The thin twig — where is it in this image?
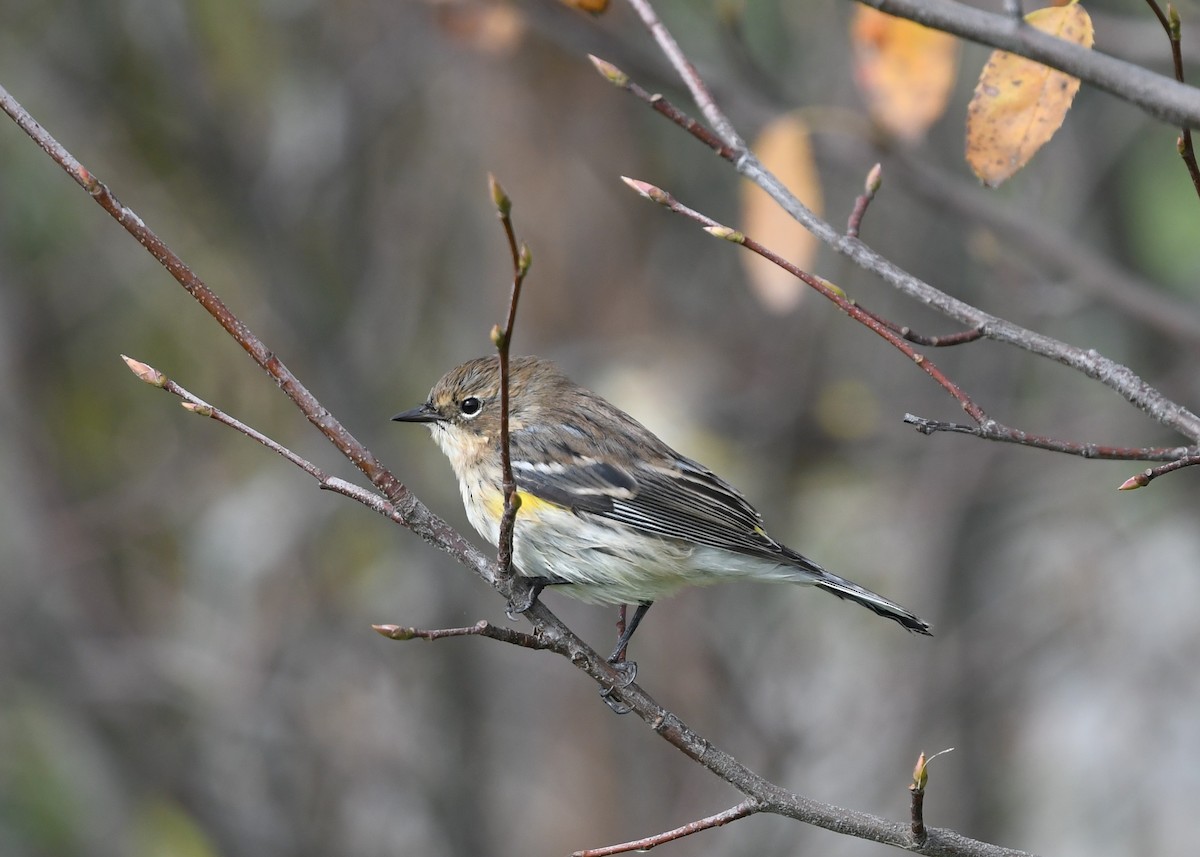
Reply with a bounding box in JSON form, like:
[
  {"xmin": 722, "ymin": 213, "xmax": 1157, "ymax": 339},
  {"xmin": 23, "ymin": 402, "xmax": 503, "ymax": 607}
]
[
  {"xmin": 888, "ymin": 151, "xmax": 1200, "ymax": 342},
  {"xmin": 372, "ymin": 620, "xmax": 552, "ymax": 650},
  {"xmin": 0, "ymin": 84, "xmax": 430, "ymax": 521},
  {"xmin": 903, "ymin": 414, "xmax": 1197, "ymax": 461},
  {"xmin": 588, "ymin": 56, "xmax": 738, "ymax": 160},
  {"xmin": 573, "ymin": 801, "xmax": 760, "ymax": 856},
  {"xmin": 896, "ymin": 325, "xmax": 986, "ymax": 347},
  {"xmin": 623, "ymin": 179, "xmax": 987, "ymax": 421},
  {"xmin": 488, "ymin": 174, "xmax": 531, "ymax": 581},
  {"xmin": 2, "ymin": 82, "xmax": 1045, "ymax": 856},
  {"xmin": 597, "ymin": 14, "xmax": 1200, "ymax": 450},
  {"xmin": 909, "ymin": 749, "xmax": 954, "ymax": 848},
  {"xmin": 120, "ymin": 356, "xmax": 407, "ymax": 517},
  {"xmin": 910, "ymin": 755, "xmax": 929, "ymax": 845},
  {"xmin": 911, "ymin": 786, "xmax": 927, "ymax": 845},
  {"xmin": 846, "ymin": 163, "xmax": 882, "ymax": 239},
  {"xmin": 1144, "ymin": 0, "xmax": 1200, "ymax": 199},
  {"xmin": 1118, "ymin": 453, "xmax": 1200, "ymax": 490},
  {"xmin": 626, "ymin": 177, "xmax": 1200, "ymax": 464},
  {"xmin": 594, "ymin": 54, "xmax": 1200, "ymax": 343}
]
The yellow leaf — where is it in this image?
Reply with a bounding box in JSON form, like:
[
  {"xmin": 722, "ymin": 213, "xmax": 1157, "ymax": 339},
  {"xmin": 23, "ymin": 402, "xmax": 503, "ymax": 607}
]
[
  {"xmin": 851, "ymin": 7, "xmax": 960, "ymax": 143},
  {"xmin": 740, "ymin": 113, "xmax": 823, "ymax": 314},
  {"xmin": 965, "ymin": 1, "xmax": 1094, "ymax": 187}
]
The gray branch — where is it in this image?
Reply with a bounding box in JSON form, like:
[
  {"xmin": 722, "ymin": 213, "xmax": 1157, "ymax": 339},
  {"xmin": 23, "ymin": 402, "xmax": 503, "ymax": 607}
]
[{"xmin": 857, "ymin": 0, "xmax": 1200, "ymax": 129}]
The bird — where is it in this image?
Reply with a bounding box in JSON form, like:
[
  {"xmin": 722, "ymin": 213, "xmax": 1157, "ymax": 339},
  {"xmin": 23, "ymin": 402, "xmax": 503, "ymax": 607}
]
[{"xmin": 393, "ymin": 355, "xmax": 931, "ymax": 666}]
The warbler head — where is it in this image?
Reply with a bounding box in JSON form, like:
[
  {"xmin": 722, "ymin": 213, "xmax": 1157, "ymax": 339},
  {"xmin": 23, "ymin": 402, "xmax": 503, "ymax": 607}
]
[{"xmin": 392, "ymin": 355, "xmax": 572, "ymax": 443}]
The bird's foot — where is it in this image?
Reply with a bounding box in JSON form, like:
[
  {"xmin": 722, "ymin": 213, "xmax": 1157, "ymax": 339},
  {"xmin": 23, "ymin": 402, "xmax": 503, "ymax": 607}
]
[
  {"xmin": 598, "ymin": 686, "xmax": 633, "ymax": 715},
  {"xmin": 597, "ymin": 658, "xmax": 638, "ymax": 714},
  {"xmin": 607, "ymin": 657, "xmax": 638, "ymax": 687}
]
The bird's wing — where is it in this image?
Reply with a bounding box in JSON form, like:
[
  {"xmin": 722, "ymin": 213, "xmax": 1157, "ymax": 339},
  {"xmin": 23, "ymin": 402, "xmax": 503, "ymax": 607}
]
[
  {"xmin": 512, "ymin": 457, "xmax": 634, "ymax": 514},
  {"xmin": 513, "ymin": 453, "xmax": 790, "ymax": 561}
]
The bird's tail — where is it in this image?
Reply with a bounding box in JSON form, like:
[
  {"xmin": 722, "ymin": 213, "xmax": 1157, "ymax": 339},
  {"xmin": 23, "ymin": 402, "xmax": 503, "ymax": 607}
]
[
  {"xmin": 782, "ymin": 547, "xmax": 932, "ymax": 635},
  {"xmin": 813, "ymin": 574, "xmax": 932, "ymax": 635}
]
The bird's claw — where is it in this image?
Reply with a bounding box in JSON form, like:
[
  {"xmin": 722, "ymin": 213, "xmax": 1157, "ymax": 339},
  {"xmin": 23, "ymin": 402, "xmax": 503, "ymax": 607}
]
[
  {"xmin": 597, "ymin": 659, "xmax": 638, "ymax": 714},
  {"xmin": 599, "ymin": 685, "xmax": 633, "ymax": 715},
  {"xmin": 608, "ymin": 658, "xmax": 638, "ymax": 687}
]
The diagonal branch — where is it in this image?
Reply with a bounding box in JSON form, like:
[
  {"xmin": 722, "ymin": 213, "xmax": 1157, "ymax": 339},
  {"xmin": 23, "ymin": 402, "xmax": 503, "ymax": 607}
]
[
  {"xmin": 607, "ymin": 3, "xmax": 1200, "ymax": 452},
  {"xmin": 623, "ymin": 177, "xmax": 1199, "ymax": 463},
  {"xmin": 574, "ymin": 801, "xmax": 761, "ymax": 856},
  {"xmin": 854, "ymin": 0, "xmax": 1200, "ymax": 129},
  {"xmin": 0, "ymin": 79, "xmax": 1044, "ymax": 857}
]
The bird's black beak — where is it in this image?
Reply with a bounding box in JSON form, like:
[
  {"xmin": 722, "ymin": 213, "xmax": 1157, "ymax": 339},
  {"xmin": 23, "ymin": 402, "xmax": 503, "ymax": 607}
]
[{"xmin": 391, "ymin": 403, "xmax": 442, "ymax": 423}]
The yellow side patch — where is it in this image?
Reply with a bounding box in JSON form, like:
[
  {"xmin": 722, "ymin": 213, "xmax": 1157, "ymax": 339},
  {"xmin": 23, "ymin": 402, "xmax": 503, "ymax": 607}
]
[{"xmin": 482, "ymin": 489, "xmax": 557, "ymax": 520}]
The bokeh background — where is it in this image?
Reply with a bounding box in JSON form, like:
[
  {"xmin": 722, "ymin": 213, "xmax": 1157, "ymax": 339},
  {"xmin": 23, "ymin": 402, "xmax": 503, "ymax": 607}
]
[{"xmin": 2, "ymin": 1, "xmax": 1200, "ymax": 855}]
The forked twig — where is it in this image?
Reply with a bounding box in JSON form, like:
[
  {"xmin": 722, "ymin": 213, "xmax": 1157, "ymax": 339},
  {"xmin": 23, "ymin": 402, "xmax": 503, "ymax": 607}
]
[
  {"xmin": 595, "ymin": 2, "xmax": 1200, "ymax": 482},
  {"xmin": 0, "ymin": 77, "xmax": 1040, "ymax": 857},
  {"xmin": 1144, "ymin": 0, "xmax": 1200, "ymax": 199},
  {"xmin": 488, "ymin": 174, "xmax": 533, "ymax": 580},
  {"xmin": 120, "ymin": 356, "xmax": 404, "ymax": 518},
  {"xmin": 623, "ymin": 177, "xmax": 1200, "ymax": 464}
]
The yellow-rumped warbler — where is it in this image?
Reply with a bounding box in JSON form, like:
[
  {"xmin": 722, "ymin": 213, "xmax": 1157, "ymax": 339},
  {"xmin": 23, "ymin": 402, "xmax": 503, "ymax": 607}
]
[{"xmin": 393, "ymin": 356, "xmax": 931, "ymax": 661}]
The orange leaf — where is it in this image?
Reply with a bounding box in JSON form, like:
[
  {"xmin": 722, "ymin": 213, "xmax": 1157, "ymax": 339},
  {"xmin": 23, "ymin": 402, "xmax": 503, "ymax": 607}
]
[
  {"xmin": 851, "ymin": 7, "xmax": 960, "ymax": 143},
  {"xmin": 965, "ymin": 1, "xmax": 1094, "ymax": 187},
  {"xmin": 434, "ymin": 3, "xmax": 526, "ymax": 55},
  {"xmin": 558, "ymin": 0, "xmax": 609, "ymax": 13},
  {"xmin": 740, "ymin": 113, "xmax": 823, "ymax": 314}
]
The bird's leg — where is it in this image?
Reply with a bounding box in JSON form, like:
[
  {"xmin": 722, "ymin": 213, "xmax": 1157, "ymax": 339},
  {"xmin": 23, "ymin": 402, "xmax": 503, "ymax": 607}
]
[
  {"xmin": 605, "ymin": 601, "xmax": 653, "ymax": 684},
  {"xmin": 614, "ymin": 604, "xmax": 629, "ymax": 656},
  {"xmin": 609, "ymin": 601, "xmax": 652, "ymax": 665},
  {"xmin": 598, "ymin": 601, "xmax": 653, "ymax": 714}
]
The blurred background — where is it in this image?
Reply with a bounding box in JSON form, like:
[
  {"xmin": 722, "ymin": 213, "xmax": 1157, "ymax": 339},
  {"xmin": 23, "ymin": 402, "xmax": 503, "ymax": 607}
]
[{"xmin": 2, "ymin": 1, "xmax": 1199, "ymax": 855}]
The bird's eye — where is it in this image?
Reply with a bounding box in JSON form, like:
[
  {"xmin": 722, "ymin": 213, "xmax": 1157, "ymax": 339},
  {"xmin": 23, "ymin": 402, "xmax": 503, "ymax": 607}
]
[{"xmin": 460, "ymin": 396, "xmax": 482, "ymax": 416}]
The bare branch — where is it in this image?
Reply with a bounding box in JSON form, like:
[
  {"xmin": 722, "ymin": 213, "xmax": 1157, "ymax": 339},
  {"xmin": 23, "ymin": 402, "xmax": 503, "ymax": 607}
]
[
  {"xmin": 372, "ymin": 620, "xmax": 553, "ymax": 651},
  {"xmin": 1144, "ymin": 0, "xmax": 1200, "ymax": 199},
  {"xmin": 625, "ymin": 177, "xmax": 1200, "ymax": 465},
  {"xmin": 855, "ymin": 0, "xmax": 1200, "ymax": 130},
  {"xmin": 895, "ymin": 325, "xmax": 986, "ymax": 348},
  {"xmin": 119, "ymin": 355, "xmax": 409, "ymax": 517},
  {"xmin": 488, "ymin": 173, "xmax": 532, "ymax": 582},
  {"xmin": 1119, "ymin": 453, "xmax": 1200, "ymax": 490},
  {"xmin": 888, "ymin": 152, "xmax": 1200, "ymax": 343},
  {"xmin": 591, "ymin": 52, "xmax": 1200, "ymax": 343},
  {"xmin": 904, "ymin": 414, "xmax": 1198, "ymax": 461},
  {"xmin": 846, "ymin": 162, "xmax": 882, "ymax": 240},
  {"xmin": 911, "ymin": 785, "xmax": 927, "ymax": 846},
  {"xmin": 587, "ymin": 55, "xmax": 738, "ymax": 160},
  {"xmin": 625, "ymin": 177, "xmax": 987, "ymax": 416},
  {"xmin": 573, "ymin": 801, "xmax": 760, "ymax": 856},
  {"xmin": 604, "ymin": 7, "xmax": 1200, "ymax": 450},
  {"xmin": 0, "ymin": 73, "xmax": 1069, "ymax": 857}
]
